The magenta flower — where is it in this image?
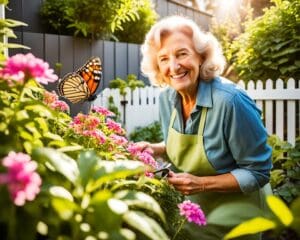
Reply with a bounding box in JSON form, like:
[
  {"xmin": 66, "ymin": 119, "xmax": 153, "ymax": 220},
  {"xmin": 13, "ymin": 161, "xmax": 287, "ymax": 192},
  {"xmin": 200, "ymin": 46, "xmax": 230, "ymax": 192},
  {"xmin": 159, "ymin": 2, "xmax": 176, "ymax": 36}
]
[
  {"xmin": 178, "ymin": 200, "xmax": 206, "ymax": 226},
  {"xmin": 137, "ymin": 151, "xmax": 157, "ymax": 168},
  {"xmin": 0, "ymin": 152, "xmax": 42, "ymax": 206},
  {"xmin": 127, "ymin": 143, "xmax": 142, "ymax": 156},
  {"xmin": 92, "ymin": 106, "xmax": 115, "ymax": 117},
  {"xmin": 106, "ymin": 118, "xmax": 125, "ymax": 135},
  {"xmin": 110, "ymin": 134, "xmax": 128, "ymax": 146},
  {"xmin": 0, "ymin": 53, "xmax": 58, "ymax": 85}
]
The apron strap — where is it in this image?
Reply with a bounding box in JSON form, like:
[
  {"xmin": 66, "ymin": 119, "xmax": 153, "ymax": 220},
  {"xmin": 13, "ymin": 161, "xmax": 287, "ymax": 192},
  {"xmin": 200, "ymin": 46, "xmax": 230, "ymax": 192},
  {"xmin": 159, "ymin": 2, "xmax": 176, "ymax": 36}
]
[
  {"xmin": 198, "ymin": 107, "xmax": 207, "ymax": 137},
  {"xmin": 169, "ymin": 109, "xmax": 177, "ymax": 130}
]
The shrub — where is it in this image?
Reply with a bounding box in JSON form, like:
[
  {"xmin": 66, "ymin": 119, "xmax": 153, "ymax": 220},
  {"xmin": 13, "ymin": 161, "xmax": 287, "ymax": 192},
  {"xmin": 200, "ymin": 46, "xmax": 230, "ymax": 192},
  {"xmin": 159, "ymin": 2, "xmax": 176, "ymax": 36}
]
[
  {"xmin": 129, "ymin": 121, "xmax": 163, "ymax": 143},
  {"xmin": 268, "ymin": 135, "xmax": 300, "ymax": 203},
  {"xmin": 230, "ymin": 0, "xmax": 300, "ymax": 82},
  {"xmin": 114, "ymin": 0, "xmax": 158, "ymax": 44},
  {"xmin": 40, "ymin": 0, "xmax": 154, "ymax": 40}
]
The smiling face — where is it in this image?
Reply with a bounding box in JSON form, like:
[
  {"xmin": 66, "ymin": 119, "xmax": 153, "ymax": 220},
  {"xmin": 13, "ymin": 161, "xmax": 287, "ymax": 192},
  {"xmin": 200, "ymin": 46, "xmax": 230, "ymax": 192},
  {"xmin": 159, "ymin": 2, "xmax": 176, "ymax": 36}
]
[{"xmin": 157, "ymin": 30, "xmax": 202, "ymax": 95}]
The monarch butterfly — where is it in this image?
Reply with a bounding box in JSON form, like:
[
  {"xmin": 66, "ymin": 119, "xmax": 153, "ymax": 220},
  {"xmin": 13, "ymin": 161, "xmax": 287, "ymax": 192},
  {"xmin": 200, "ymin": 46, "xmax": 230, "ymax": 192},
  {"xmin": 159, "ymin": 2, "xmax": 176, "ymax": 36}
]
[{"xmin": 57, "ymin": 57, "xmax": 102, "ymax": 104}]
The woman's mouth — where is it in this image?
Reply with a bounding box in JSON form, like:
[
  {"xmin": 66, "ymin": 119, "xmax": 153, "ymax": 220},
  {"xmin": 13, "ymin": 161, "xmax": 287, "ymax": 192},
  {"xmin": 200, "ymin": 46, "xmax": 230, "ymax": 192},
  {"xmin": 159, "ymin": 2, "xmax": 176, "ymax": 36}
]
[{"xmin": 171, "ymin": 71, "xmax": 188, "ymax": 80}]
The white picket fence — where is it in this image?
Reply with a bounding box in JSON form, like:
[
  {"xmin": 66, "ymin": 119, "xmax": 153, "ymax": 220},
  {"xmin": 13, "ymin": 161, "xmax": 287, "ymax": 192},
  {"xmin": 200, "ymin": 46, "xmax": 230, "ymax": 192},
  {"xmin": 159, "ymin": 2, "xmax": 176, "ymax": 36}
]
[{"xmin": 94, "ymin": 78, "xmax": 300, "ymax": 145}]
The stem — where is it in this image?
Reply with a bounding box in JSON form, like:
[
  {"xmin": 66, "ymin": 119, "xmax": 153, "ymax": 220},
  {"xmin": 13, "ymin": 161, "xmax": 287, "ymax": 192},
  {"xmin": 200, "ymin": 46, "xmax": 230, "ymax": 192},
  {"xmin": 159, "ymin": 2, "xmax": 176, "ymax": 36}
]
[
  {"xmin": 8, "ymin": 205, "xmax": 16, "ymax": 240},
  {"xmin": 172, "ymin": 219, "xmax": 186, "ymax": 240}
]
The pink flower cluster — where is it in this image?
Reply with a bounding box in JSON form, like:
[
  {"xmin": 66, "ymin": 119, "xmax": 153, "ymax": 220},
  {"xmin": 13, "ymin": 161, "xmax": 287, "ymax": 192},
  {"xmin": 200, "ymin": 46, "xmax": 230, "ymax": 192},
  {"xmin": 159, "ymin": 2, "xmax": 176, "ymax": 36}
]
[
  {"xmin": 0, "ymin": 53, "xmax": 58, "ymax": 85},
  {"xmin": 0, "ymin": 152, "xmax": 42, "ymax": 206},
  {"xmin": 43, "ymin": 91, "xmax": 69, "ymax": 113},
  {"xmin": 110, "ymin": 134, "xmax": 128, "ymax": 146},
  {"xmin": 70, "ymin": 109, "xmax": 158, "ymax": 174},
  {"xmin": 106, "ymin": 118, "xmax": 125, "ymax": 135},
  {"xmin": 127, "ymin": 143, "xmax": 157, "ymax": 168},
  {"xmin": 92, "ymin": 106, "xmax": 115, "ymax": 117},
  {"xmin": 70, "ymin": 113, "xmax": 106, "ymax": 144},
  {"xmin": 178, "ymin": 200, "xmax": 206, "ymax": 226}
]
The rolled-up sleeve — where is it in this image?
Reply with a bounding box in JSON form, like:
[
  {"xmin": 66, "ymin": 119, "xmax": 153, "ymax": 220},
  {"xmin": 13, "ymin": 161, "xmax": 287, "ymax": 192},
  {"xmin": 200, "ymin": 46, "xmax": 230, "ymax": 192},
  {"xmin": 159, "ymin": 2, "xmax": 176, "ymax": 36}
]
[{"xmin": 225, "ymin": 91, "xmax": 272, "ymax": 193}]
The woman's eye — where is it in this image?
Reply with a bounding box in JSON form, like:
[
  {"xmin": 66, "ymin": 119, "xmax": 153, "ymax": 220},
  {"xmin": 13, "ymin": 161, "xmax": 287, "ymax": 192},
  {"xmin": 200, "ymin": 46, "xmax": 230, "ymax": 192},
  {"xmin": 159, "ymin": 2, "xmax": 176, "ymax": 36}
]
[
  {"xmin": 160, "ymin": 58, "xmax": 168, "ymax": 63},
  {"xmin": 178, "ymin": 52, "xmax": 187, "ymax": 57}
]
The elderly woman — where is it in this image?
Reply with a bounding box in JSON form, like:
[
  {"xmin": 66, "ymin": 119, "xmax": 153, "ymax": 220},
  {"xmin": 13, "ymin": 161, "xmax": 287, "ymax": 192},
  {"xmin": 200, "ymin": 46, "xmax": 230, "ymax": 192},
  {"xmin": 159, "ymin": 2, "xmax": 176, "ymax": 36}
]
[{"xmin": 140, "ymin": 16, "xmax": 272, "ymax": 239}]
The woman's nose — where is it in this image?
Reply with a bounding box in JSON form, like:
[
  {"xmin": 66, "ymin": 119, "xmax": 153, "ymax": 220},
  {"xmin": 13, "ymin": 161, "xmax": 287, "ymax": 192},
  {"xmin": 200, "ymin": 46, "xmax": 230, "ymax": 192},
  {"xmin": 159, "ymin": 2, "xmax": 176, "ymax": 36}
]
[{"xmin": 169, "ymin": 59, "xmax": 180, "ymax": 73}]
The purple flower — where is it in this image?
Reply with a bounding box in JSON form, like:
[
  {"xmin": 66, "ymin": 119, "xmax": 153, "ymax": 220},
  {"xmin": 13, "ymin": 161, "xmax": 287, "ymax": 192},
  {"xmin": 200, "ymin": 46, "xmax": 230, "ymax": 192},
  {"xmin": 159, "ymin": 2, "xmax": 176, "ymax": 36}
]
[{"xmin": 178, "ymin": 200, "xmax": 206, "ymax": 226}]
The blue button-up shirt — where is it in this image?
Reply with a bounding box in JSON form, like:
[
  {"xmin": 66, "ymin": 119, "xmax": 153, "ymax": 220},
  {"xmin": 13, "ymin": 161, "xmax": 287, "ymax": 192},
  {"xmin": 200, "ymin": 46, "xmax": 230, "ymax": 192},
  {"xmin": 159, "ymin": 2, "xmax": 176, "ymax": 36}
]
[{"xmin": 159, "ymin": 77, "xmax": 272, "ymax": 193}]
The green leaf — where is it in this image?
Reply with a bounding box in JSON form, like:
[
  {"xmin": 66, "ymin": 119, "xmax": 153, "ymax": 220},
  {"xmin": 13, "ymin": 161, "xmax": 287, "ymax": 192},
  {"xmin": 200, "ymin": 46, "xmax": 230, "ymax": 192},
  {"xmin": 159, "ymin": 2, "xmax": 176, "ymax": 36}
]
[
  {"xmin": 32, "ymin": 147, "xmax": 79, "ymax": 184},
  {"xmin": 224, "ymin": 217, "xmax": 276, "ymax": 239},
  {"xmin": 290, "ymin": 197, "xmax": 300, "ymax": 235},
  {"xmin": 89, "ymin": 190, "xmax": 123, "ymax": 233},
  {"xmin": 57, "ymin": 145, "xmax": 83, "ymax": 152},
  {"xmin": 51, "ymin": 197, "xmax": 78, "ymax": 220},
  {"xmin": 19, "ymin": 128, "xmax": 33, "ymax": 141},
  {"xmin": 86, "ymin": 160, "xmax": 144, "ymax": 192},
  {"xmin": 16, "ymin": 110, "xmax": 29, "ymax": 120},
  {"xmin": 272, "ymin": 47, "xmax": 300, "ymax": 59},
  {"xmin": 208, "ymin": 202, "xmax": 264, "ymax": 226},
  {"xmin": 266, "ymin": 195, "xmax": 293, "ymax": 226},
  {"xmin": 43, "ymin": 132, "xmax": 64, "ymax": 141},
  {"xmin": 25, "ymin": 122, "xmax": 42, "ymax": 139},
  {"xmin": 25, "ymin": 104, "xmax": 52, "ymax": 118},
  {"xmin": 123, "ymin": 211, "xmax": 169, "ymax": 240},
  {"xmin": 115, "ymin": 190, "xmax": 166, "ymax": 223},
  {"xmin": 47, "ymin": 140, "xmax": 67, "ymax": 148},
  {"xmin": 78, "ymin": 150, "xmax": 98, "ymax": 188},
  {"xmin": 49, "ymin": 186, "xmax": 74, "ymax": 201},
  {"xmin": 35, "ymin": 117, "xmax": 49, "ymax": 132}
]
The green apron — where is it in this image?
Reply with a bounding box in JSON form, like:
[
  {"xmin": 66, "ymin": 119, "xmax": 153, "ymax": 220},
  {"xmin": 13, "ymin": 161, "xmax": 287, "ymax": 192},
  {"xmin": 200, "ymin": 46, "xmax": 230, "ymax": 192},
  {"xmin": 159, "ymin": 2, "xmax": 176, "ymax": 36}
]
[{"xmin": 166, "ymin": 107, "xmax": 271, "ymax": 240}]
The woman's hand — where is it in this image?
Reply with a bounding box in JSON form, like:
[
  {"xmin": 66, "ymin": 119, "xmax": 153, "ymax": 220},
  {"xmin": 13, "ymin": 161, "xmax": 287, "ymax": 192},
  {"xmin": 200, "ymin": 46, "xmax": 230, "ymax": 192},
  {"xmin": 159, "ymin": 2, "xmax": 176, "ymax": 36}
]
[
  {"xmin": 167, "ymin": 171, "xmax": 205, "ymax": 195},
  {"xmin": 135, "ymin": 141, "xmax": 166, "ymax": 156},
  {"xmin": 167, "ymin": 172, "xmax": 241, "ymax": 195}
]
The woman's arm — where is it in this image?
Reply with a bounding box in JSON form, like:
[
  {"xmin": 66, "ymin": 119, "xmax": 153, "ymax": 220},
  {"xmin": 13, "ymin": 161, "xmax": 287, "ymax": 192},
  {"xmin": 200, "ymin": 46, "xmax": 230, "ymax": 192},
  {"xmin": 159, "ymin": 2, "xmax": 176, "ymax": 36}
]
[{"xmin": 167, "ymin": 171, "xmax": 241, "ymax": 195}]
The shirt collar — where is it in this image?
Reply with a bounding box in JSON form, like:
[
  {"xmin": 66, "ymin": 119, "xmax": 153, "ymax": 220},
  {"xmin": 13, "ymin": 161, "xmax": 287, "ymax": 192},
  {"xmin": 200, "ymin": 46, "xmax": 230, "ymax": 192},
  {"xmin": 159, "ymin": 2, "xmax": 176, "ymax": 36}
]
[{"xmin": 168, "ymin": 78, "xmax": 216, "ymax": 108}]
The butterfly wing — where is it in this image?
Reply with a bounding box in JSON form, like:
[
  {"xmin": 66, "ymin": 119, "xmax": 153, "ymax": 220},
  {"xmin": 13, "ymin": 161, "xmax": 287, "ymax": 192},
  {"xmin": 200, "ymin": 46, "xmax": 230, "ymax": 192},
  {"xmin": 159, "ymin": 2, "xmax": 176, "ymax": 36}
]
[
  {"xmin": 57, "ymin": 73, "xmax": 90, "ymax": 104},
  {"xmin": 77, "ymin": 57, "xmax": 102, "ymax": 99}
]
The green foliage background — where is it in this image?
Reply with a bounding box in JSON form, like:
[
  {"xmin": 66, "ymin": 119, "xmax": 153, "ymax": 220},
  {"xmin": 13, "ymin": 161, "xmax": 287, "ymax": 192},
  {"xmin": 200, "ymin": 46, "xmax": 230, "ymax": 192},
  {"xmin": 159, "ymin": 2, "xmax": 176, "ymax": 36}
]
[
  {"xmin": 40, "ymin": 0, "xmax": 157, "ymax": 42},
  {"xmin": 114, "ymin": 0, "xmax": 158, "ymax": 44},
  {"xmin": 230, "ymin": 0, "xmax": 300, "ymax": 82}
]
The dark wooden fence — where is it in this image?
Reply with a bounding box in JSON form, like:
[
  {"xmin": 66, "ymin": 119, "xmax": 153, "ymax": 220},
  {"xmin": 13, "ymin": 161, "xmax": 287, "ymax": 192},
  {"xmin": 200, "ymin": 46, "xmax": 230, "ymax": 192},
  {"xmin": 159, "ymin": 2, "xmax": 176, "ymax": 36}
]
[{"xmin": 10, "ymin": 32, "xmax": 144, "ymax": 89}]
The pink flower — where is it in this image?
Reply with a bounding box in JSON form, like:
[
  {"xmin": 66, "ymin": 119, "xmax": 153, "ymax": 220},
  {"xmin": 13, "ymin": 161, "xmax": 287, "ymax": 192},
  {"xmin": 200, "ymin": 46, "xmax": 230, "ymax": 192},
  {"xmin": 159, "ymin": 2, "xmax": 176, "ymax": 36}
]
[
  {"xmin": 145, "ymin": 171, "xmax": 155, "ymax": 178},
  {"xmin": 127, "ymin": 143, "xmax": 157, "ymax": 168},
  {"xmin": 127, "ymin": 143, "xmax": 142, "ymax": 156},
  {"xmin": 88, "ymin": 129, "xmax": 106, "ymax": 144},
  {"xmin": 43, "ymin": 90, "xmax": 58, "ymax": 105},
  {"xmin": 106, "ymin": 118, "xmax": 125, "ymax": 135},
  {"xmin": 70, "ymin": 114, "xmax": 100, "ymax": 133},
  {"xmin": 0, "ymin": 152, "xmax": 42, "ymax": 206},
  {"xmin": 50, "ymin": 100, "xmax": 70, "ymax": 113},
  {"xmin": 110, "ymin": 134, "xmax": 128, "ymax": 146},
  {"xmin": 92, "ymin": 106, "xmax": 115, "ymax": 117},
  {"xmin": 178, "ymin": 200, "xmax": 206, "ymax": 226},
  {"xmin": 0, "ymin": 53, "xmax": 58, "ymax": 85},
  {"xmin": 137, "ymin": 151, "xmax": 157, "ymax": 168}
]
